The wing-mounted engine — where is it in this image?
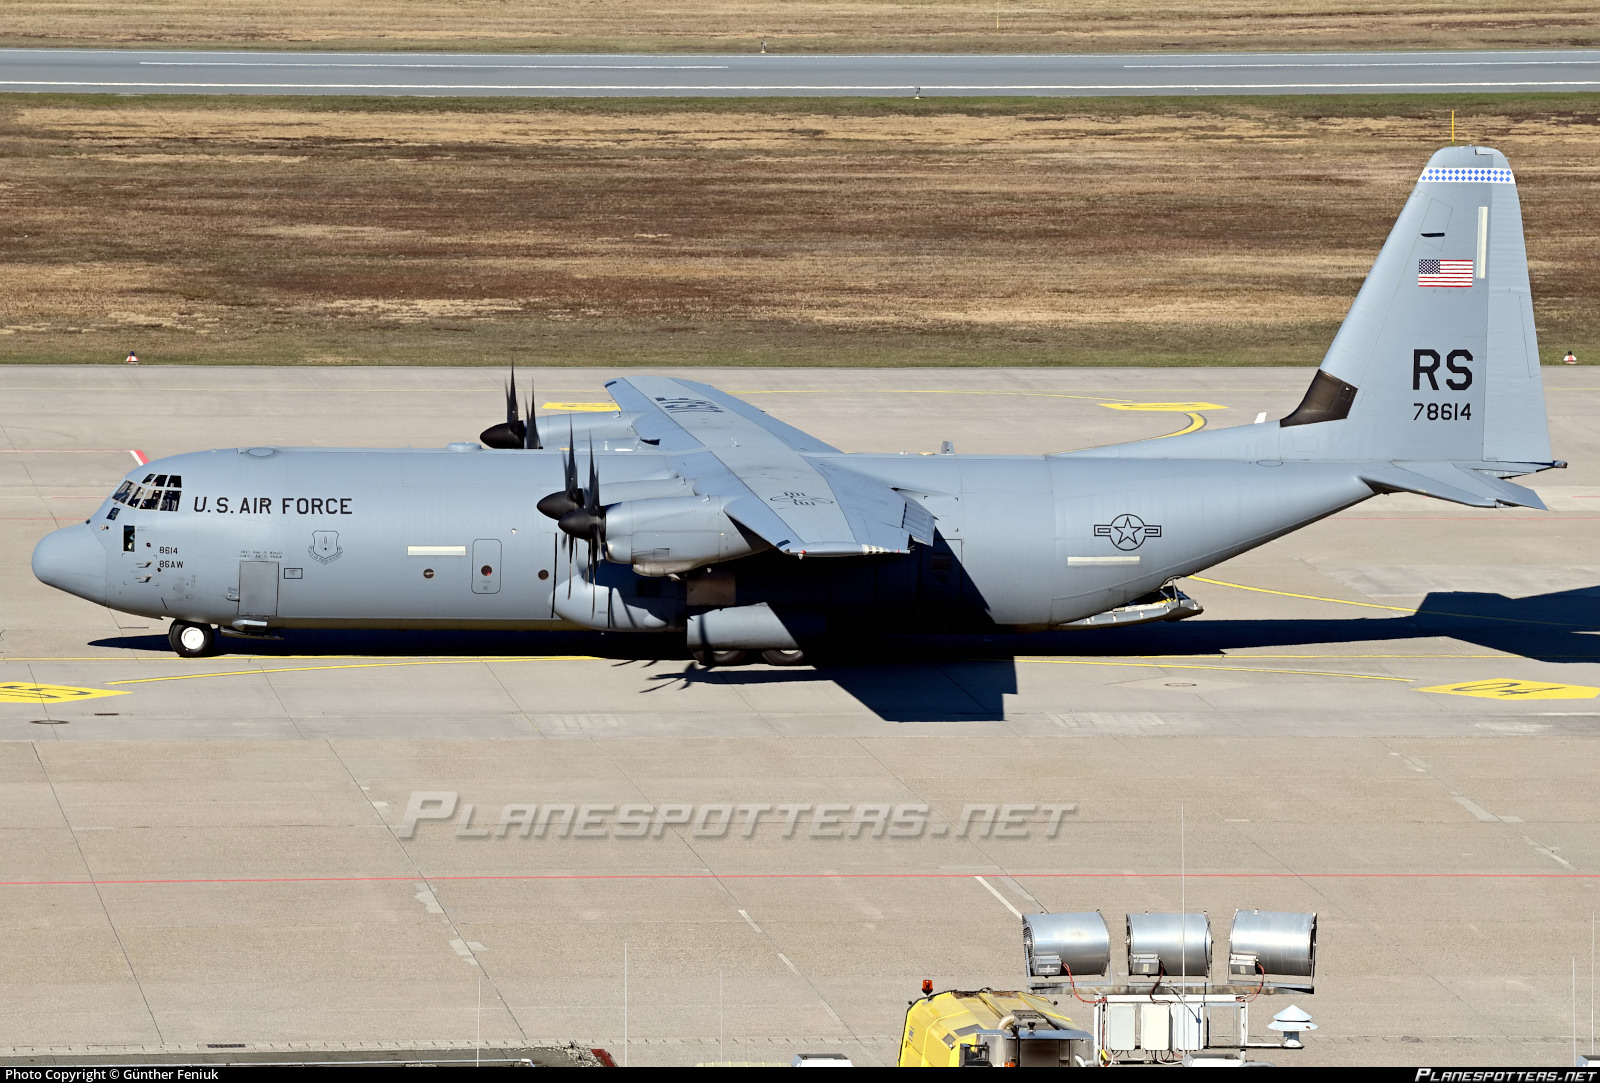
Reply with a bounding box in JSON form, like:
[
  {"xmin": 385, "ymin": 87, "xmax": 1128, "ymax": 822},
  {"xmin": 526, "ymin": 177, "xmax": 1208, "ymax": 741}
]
[
  {"xmin": 602, "ymin": 495, "xmax": 770, "ymax": 576},
  {"xmin": 477, "ymin": 361, "xmax": 644, "ymax": 449}
]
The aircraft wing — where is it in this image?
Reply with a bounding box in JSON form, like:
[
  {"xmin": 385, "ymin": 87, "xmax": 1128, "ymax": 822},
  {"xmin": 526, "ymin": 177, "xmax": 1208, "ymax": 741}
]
[{"xmin": 604, "ymin": 377, "xmax": 934, "ymax": 556}]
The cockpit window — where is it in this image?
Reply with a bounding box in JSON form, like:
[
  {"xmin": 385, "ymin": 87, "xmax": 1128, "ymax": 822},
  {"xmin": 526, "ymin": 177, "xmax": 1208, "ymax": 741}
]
[{"xmin": 114, "ymin": 477, "xmax": 183, "ymax": 512}]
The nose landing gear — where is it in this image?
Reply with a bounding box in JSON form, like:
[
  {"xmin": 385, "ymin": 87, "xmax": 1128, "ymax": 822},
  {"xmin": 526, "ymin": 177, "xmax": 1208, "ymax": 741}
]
[{"xmin": 168, "ymin": 620, "xmax": 218, "ymax": 658}]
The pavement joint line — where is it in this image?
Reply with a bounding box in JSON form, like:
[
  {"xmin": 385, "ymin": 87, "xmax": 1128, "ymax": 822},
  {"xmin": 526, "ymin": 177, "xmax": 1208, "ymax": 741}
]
[
  {"xmin": 1017, "ymin": 659, "xmax": 1410, "ymax": 682},
  {"xmin": 1521, "ymin": 836, "xmax": 1577, "ymax": 871},
  {"xmin": 105, "ymin": 656, "xmax": 602, "ymax": 684},
  {"xmin": 973, "ymin": 875, "xmax": 1024, "ymax": 920},
  {"xmin": 30, "ymin": 742, "xmax": 165, "ymax": 1042},
  {"xmin": 10, "ymin": 79, "xmax": 1600, "ymax": 92},
  {"xmin": 2, "ymin": 871, "xmax": 1595, "ymax": 889},
  {"xmin": 1191, "ymin": 575, "xmax": 1590, "ymax": 628}
]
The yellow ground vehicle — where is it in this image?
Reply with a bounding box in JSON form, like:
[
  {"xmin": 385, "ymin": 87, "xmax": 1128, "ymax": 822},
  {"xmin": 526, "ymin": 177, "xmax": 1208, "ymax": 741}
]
[{"xmin": 899, "ymin": 988, "xmax": 1092, "ymax": 1068}]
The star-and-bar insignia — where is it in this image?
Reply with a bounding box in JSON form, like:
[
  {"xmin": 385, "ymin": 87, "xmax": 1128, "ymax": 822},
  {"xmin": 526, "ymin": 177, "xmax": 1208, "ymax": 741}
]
[{"xmin": 1093, "ymin": 513, "xmax": 1162, "ymax": 551}]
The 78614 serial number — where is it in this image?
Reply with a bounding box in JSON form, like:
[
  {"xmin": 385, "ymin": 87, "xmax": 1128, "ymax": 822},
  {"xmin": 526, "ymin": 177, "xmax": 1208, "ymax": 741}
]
[{"xmin": 1413, "ymin": 401, "xmax": 1472, "ymax": 421}]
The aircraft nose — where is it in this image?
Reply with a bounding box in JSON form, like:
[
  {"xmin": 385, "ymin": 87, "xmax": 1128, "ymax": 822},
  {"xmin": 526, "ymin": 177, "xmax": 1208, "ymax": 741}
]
[{"xmin": 32, "ymin": 523, "xmax": 108, "ymax": 606}]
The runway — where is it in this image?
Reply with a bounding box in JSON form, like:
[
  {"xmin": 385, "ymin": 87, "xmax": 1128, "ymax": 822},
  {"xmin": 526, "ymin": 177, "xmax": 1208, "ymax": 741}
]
[
  {"xmin": 4, "ymin": 47, "xmax": 1600, "ymax": 97},
  {"xmin": 2, "ymin": 366, "xmax": 1598, "ymax": 1066}
]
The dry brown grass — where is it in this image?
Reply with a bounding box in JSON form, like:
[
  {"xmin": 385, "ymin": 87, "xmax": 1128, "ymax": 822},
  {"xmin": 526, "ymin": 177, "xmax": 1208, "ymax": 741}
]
[
  {"xmin": 1, "ymin": 95, "xmax": 1596, "ymax": 367},
  {"xmin": 3, "ymin": 1, "xmax": 1597, "ymax": 53}
]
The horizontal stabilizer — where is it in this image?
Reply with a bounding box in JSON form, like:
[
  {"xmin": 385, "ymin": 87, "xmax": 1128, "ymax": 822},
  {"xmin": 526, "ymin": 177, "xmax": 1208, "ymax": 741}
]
[{"xmin": 1358, "ymin": 461, "xmax": 1547, "ymax": 509}]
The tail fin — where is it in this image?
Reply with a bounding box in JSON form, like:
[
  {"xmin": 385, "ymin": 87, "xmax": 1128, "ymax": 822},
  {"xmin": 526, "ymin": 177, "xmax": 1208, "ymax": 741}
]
[
  {"xmin": 1278, "ymin": 144, "xmax": 1552, "ymax": 466},
  {"xmin": 1074, "ymin": 145, "xmax": 1558, "ymax": 489}
]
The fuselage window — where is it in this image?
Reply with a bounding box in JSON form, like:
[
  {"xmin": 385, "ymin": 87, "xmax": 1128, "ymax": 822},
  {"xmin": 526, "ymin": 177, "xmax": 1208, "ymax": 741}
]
[
  {"xmin": 159, "ymin": 489, "xmax": 181, "ymax": 511},
  {"xmin": 152, "ymin": 474, "xmax": 169, "ymax": 487},
  {"xmin": 107, "ymin": 506, "xmax": 120, "ymax": 520},
  {"xmin": 142, "ymin": 473, "xmax": 155, "ymax": 484},
  {"xmin": 112, "ymin": 481, "xmax": 134, "ymax": 505},
  {"xmin": 165, "ymin": 475, "xmax": 181, "ymax": 488},
  {"xmin": 139, "ymin": 488, "xmax": 160, "ymax": 510}
]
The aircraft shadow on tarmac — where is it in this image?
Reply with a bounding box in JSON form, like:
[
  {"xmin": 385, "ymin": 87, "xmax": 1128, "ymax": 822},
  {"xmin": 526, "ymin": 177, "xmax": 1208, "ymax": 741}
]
[{"xmin": 89, "ymin": 586, "xmax": 1600, "ymax": 724}]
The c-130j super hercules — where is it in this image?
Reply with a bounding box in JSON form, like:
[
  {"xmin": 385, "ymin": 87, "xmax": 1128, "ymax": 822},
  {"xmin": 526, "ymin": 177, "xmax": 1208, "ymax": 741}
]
[{"xmin": 34, "ymin": 146, "xmax": 1563, "ymax": 663}]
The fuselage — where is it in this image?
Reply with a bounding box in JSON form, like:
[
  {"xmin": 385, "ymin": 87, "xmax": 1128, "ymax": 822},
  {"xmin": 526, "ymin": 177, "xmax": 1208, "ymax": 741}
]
[{"xmin": 33, "ymin": 440, "xmax": 1377, "ymax": 639}]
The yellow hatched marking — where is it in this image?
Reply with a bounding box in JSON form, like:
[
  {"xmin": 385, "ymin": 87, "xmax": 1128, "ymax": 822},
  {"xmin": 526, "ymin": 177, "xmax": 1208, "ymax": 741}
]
[
  {"xmin": 0, "ymin": 683, "xmax": 128, "ymax": 704},
  {"xmin": 1101, "ymin": 402, "xmax": 1225, "ymax": 412},
  {"xmin": 1418, "ymin": 678, "xmax": 1600, "ymax": 701},
  {"xmin": 542, "ymin": 402, "xmax": 617, "ymax": 413}
]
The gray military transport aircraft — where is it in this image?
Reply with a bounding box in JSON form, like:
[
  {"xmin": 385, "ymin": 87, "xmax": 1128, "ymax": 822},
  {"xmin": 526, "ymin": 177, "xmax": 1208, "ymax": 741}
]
[{"xmin": 33, "ymin": 145, "xmax": 1561, "ymax": 665}]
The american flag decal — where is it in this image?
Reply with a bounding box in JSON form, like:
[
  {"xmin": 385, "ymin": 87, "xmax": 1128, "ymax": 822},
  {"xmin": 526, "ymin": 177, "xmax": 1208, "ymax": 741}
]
[{"xmin": 1419, "ymin": 258, "xmax": 1474, "ymax": 288}]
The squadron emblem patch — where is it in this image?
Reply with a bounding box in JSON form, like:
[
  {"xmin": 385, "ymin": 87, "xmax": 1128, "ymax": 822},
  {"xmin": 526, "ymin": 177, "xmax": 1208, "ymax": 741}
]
[{"xmin": 309, "ymin": 530, "xmax": 343, "ymax": 564}]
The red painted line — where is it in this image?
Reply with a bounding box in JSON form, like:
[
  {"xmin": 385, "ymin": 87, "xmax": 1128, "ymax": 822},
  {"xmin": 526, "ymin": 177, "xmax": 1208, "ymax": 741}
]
[
  {"xmin": 0, "ymin": 871, "xmax": 1592, "ymax": 889},
  {"xmin": 130, "ymin": 449, "xmax": 148, "ymax": 466}
]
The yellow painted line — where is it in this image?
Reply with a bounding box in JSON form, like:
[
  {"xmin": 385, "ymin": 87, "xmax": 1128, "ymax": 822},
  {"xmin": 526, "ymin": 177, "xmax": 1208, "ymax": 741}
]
[
  {"xmin": 1191, "ymin": 576, "xmax": 1413, "ymax": 613},
  {"xmin": 1017, "ymin": 659, "xmax": 1410, "ymax": 682},
  {"xmin": 542, "ymin": 402, "xmax": 617, "ymax": 412},
  {"xmin": 1418, "ymin": 678, "xmax": 1600, "ymax": 701},
  {"xmin": 0, "ymin": 683, "xmax": 128, "ymax": 704},
  {"xmin": 1102, "ymin": 402, "xmax": 1225, "ymax": 412},
  {"xmin": 733, "ymin": 389, "xmax": 1137, "ymax": 403},
  {"xmin": 1152, "ymin": 412, "xmax": 1207, "ymax": 439},
  {"xmin": 1189, "ymin": 576, "xmax": 1581, "ymax": 628},
  {"xmin": 108, "ymin": 656, "xmax": 601, "ymax": 686}
]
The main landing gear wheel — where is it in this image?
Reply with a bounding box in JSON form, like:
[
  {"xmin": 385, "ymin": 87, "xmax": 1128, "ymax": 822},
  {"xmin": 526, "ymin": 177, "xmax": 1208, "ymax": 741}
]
[
  {"xmin": 168, "ymin": 620, "xmax": 218, "ymax": 658},
  {"xmin": 691, "ymin": 648, "xmax": 749, "ymax": 668},
  {"xmin": 760, "ymin": 649, "xmax": 808, "ymax": 667}
]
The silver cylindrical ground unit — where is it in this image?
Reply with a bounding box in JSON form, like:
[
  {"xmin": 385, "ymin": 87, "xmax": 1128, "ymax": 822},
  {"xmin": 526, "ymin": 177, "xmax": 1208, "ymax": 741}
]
[
  {"xmin": 1228, "ymin": 910, "xmax": 1316, "ymax": 979},
  {"xmin": 1022, "ymin": 912, "xmax": 1111, "ymax": 978},
  {"xmin": 1126, "ymin": 912, "xmax": 1211, "ymax": 979}
]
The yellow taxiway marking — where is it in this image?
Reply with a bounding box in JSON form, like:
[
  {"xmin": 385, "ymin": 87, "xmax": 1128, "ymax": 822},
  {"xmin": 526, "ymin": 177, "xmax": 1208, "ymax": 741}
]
[
  {"xmin": 1153, "ymin": 412, "xmax": 1207, "ymax": 439},
  {"xmin": 542, "ymin": 402, "xmax": 617, "ymax": 412},
  {"xmin": 1018, "ymin": 659, "xmax": 1409, "ymax": 682},
  {"xmin": 1101, "ymin": 402, "xmax": 1226, "ymax": 412},
  {"xmin": 1190, "ymin": 576, "xmax": 1581, "ymax": 628},
  {"xmin": 1419, "ymin": 679, "xmax": 1600, "ymax": 701},
  {"xmin": 0, "ymin": 683, "xmax": 128, "ymax": 704},
  {"xmin": 108, "ymin": 656, "xmax": 601, "ymax": 686}
]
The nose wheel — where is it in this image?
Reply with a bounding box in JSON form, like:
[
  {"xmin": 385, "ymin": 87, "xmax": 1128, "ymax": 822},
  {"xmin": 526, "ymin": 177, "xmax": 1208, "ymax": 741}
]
[{"xmin": 168, "ymin": 620, "xmax": 218, "ymax": 658}]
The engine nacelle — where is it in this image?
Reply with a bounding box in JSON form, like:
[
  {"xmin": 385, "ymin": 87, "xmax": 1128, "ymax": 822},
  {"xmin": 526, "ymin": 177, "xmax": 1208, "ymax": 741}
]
[{"xmin": 602, "ymin": 495, "xmax": 769, "ymax": 576}]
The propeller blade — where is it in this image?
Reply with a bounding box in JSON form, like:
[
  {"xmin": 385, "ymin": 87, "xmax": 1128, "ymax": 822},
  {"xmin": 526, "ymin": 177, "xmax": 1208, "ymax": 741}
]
[
  {"xmin": 586, "ymin": 438, "xmax": 598, "ymax": 512},
  {"xmin": 479, "ymin": 359, "xmax": 526, "ymax": 448},
  {"xmin": 585, "ymin": 438, "xmax": 602, "ymax": 617},
  {"xmin": 536, "ymin": 420, "xmax": 584, "ymax": 519},
  {"xmin": 523, "ymin": 394, "xmax": 540, "ymax": 450}
]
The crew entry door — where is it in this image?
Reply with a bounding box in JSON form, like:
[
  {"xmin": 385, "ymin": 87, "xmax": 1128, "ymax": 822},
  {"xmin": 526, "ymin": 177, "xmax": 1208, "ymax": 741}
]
[
  {"xmin": 472, "ymin": 539, "xmax": 501, "ymax": 595},
  {"xmin": 238, "ymin": 561, "xmax": 279, "ymax": 617}
]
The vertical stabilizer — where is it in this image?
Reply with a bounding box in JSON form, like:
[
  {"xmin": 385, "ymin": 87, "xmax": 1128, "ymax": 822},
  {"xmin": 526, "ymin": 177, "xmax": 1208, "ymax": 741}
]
[
  {"xmin": 1282, "ymin": 144, "xmax": 1551, "ymax": 465},
  {"xmin": 1073, "ymin": 146, "xmax": 1556, "ymax": 478}
]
